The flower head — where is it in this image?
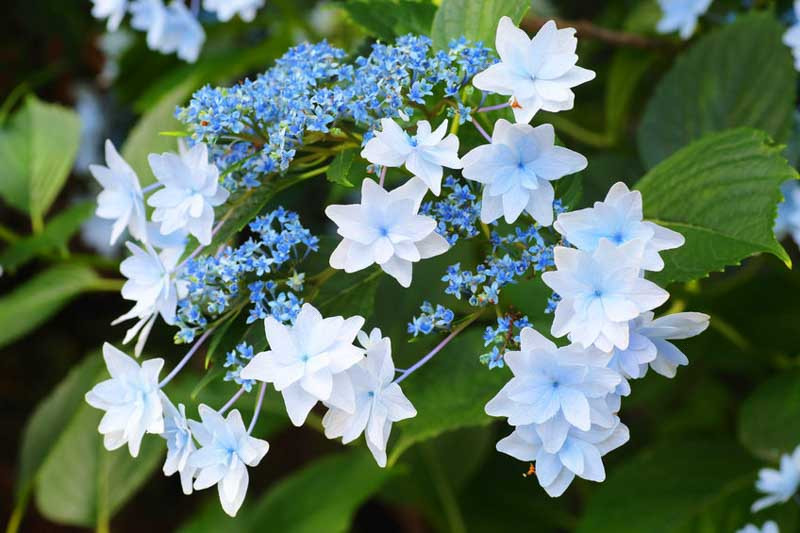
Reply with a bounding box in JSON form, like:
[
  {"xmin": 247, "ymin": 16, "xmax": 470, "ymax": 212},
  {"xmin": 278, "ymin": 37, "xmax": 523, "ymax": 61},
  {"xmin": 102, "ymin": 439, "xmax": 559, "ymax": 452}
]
[
  {"xmin": 147, "ymin": 142, "xmax": 229, "ymax": 245},
  {"xmin": 472, "ymin": 17, "xmax": 595, "ymax": 124},
  {"xmin": 85, "ymin": 343, "xmax": 165, "ymax": 457},
  {"xmin": 461, "ymin": 120, "xmax": 586, "ymax": 225},
  {"xmin": 91, "ymin": 0, "xmax": 128, "ymax": 31},
  {"xmin": 752, "ymin": 446, "xmax": 800, "ymax": 512},
  {"xmin": 553, "ymin": 182, "xmax": 684, "ymax": 271},
  {"xmin": 161, "ymin": 396, "xmax": 197, "ymax": 494},
  {"xmin": 203, "ymin": 0, "xmax": 264, "ymax": 22},
  {"xmin": 240, "ymin": 304, "xmax": 365, "ymax": 426},
  {"xmin": 541, "ymin": 240, "xmax": 670, "ymax": 352},
  {"xmin": 90, "ymin": 140, "xmax": 146, "ymax": 245},
  {"xmin": 131, "ymin": 0, "xmax": 206, "ymax": 62},
  {"xmin": 325, "ymin": 178, "xmax": 450, "ymax": 287},
  {"xmin": 656, "ymin": 0, "xmax": 712, "ymax": 40},
  {"xmin": 635, "ymin": 311, "xmax": 710, "ymax": 378},
  {"xmin": 361, "ymin": 118, "xmax": 461, "ymax": 195},
  {"xmin": 323, "ymin": 331, "xmax": 416, "ymax": 467},
  {"xmin": 188, "ymin": 405, "xmax": 269, "ymax": 517}
]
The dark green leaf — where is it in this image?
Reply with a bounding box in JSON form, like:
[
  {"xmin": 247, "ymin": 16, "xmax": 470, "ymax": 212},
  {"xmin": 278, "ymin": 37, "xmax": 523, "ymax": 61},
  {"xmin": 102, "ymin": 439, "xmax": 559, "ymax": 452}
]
[
  {"xmin": 431, "ymin": 0, "xmax": 529, "ymax": 50},
  {"xmin": 636, "ymin": 128, "xmax": 795, "ymax": 285},
  {"xmin": 326, "ymin": 148, "xmax": 360, "ymax": 188},
  {"xmin": 638, "ymin": 13, "xmax": 796, "ymax": 168},
  {"xmin": 343, "ymin": 0, "xmax": 438, "ymax": 41},
  {"xmin": 739, "ymin": 371, "xmax": 800, "ymax": 462}
]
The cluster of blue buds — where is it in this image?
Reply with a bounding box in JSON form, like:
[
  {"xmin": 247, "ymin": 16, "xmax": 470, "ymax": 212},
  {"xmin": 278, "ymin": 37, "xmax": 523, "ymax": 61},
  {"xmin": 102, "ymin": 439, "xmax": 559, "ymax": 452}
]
[
  {"xmin": 479, "ymin": 314, "xmax": 532, "ymax": 369},
  {"xmin": 223, "ymin": 342, "xmax": 256, "ymax": 391},
  {"xmin": 420, "ymin": 176, "xmax": 482, "ymax": 246},
  {"xmin": 407, "ymin": 301, "xmax": 455, "ymax": 337},
  {"xmin": 177, "ymin": 36, "xmax": 494, "ymax": 191},
  {"xmin": 174, "ymin": 208, "xmax": 318, "ymax": 343}
]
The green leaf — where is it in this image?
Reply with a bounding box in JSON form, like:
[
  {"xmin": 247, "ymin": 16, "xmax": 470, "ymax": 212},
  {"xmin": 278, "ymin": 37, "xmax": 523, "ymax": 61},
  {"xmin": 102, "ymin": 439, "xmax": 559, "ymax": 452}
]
[
  {"xmin": 314, "ymin": 268, "xmax": 382, "ymax": 319},
  {"xmin": 638, "ymin": 12, "xmax": 797, "ymax": 168},
  {"xmin": 387, "ymin": 329, "xmax": 507, "ymax": 465},
  {"xmin": 0, "ymin": 264, "xmax": 103, "ymax": 348},
  {"xmin": 576, "ymin": 440, "xmax": 757, "ymax": 533},
  {"xmin": 739, "ymin": 371, "xmax": 800, "ymax": 462},
  {"xmin": 343, "ymin": 0, "xmax": 438, "ymax": 41},
  {"xmin": 0, "ymin": 96, "xmax": 81, "ymax": 226},
  {"xmin": 0, "ymin": 201, "xmax": 94, "ymax": 272},
  {"xmin": 431, "ymin": 0, "xmax": 529, "ymax": 50},
  {"xmin": 16, "ymin": 353, "xmax": 163, "ymax": 528},
  {"xmin": 325, "ymin": 148, "xmax": 360, "ymax": 188},
  {"xmin": 178, "ymin": 449, "xmax": 394, "ymax": 533},
  {"xmin": 635, "ymin": 128, "xmax": 796, "ymax": 285}
]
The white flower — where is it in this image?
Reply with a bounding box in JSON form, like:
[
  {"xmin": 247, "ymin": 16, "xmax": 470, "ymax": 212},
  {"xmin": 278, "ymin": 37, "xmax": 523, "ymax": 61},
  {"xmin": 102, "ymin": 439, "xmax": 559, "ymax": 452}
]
[
  {"xmin": 322, "ymin": 331, "xmax": 416, "ymax": 467},
  {"xmin": 656, "ymin": 0, "xmax": 712, "ymax": 40},
  {"xmin": 635, "ymin": 311, "xmax": 710, "ymax": 378},
  {"xmin": 496, "ymin": 420, "xmax": 629, "ymax": 497},
  {"xmin": 188, "ymin": 405, "xmax": 269, "ymax": 517},
  {"xmin": 85, "ymin": 343, "xmax": 164, "ymax": 457},
  {"xmin": 485, "ymin": 328, "xmax": 620, "ymax": 452},
  {"xmin": 147, "ymin": 142, "xmax": 229, "ymax": 245},
  {"xmin": 461, "ymin": 120, "xmax": 586, "ymax": 226},
  {"xmin": 738, "ymin": 522, "xmax": 780, "ymax": 533},
  {"xmin": 472, "ymin": 17, "xmax": 595, "ymax": 124},
  {"xmin": 131, "ymin": 0, "xmax": 206, "ymax": 63},
  {"xmin": 145, "ymin": 221, "xmax": 189, "ymax": 255},
  {"xmin": 325, "ymin": 177, "xmax": 450, "ymax": 288},
  {"xmin": 91, "ymin": 0, "xmax": 128, "ymax": 31},
  {"xmin": 356, "ymin": 327, "xmax": 384, "ymax": 351},
  {"xmin": 203, "ymin": 0, "xmax": 264, "ymax": 22},
  {"xmin": 90, "ymin": 139, "xmax": 146, "ymax": 245},
  {"xmin": 775, "ymin": 180, "xmax": 800, "ymax": 246},
  {"xmin": 360, "ymin": 118, "xmax": 461, "ymax": 195},
  {"xmin": 784, "ymin": 3, "xmax": 800, "ymax": 71},
  {"xmin": 553, "ymin": 182, "xmax": 684, "ymax": 271},
  {"xmin": 113, "ymin": 242, "xmax": 185, "ymax": 355},
  {"xmin": 541, "ymin": 240, "xmax": 670, "ymax": 352},
  {"xmin": 240, "ymin": 304, "xmax": 365, "ymax": 426},
  {"xmin": 161, "ymin": 396, "xmax": 197, "ymax": 495},
  {"xmin": 752, "ymin": 446, "xmax": 800, "ymax": 512}
]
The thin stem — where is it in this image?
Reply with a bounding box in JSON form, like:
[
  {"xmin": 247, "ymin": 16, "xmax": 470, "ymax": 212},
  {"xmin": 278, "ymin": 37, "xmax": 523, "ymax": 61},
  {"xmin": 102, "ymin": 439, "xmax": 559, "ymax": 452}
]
[
  {"xmin": 219, "ymin": 386, "xmax": 247, "ymax": 414},
  {"xmin": 141, "ymin": 182, "xmax": 161, "ymax": 194},
  {"xmin": 0, "ymin": 223, "xmax": 20, "ymax": 243},
  {"xmin": 477, "ymin": 102, "xmax": 510, "ymax": 113},
  {"xmin": 159, "ymin": 328, "xmax": 214, "ymax": 388},
  {"xmin": 522, "ymin": 16, "xmax": 674, "ymax": 49},
  {"xmin": 394, "ymin": 312, "xmax": 482, "ymax": 384},
  {"xmin": 470, "ymin": 117, "xmax": 492, "ymax": 143},
  {"xmin": 378, "ymin": 166, "xmax": 387, "ymax": 187},
  {"xmin": 248, "ymin": 382, "xmax": 267, "ymax": 434},
  {"xmin": 89, "ymin": 278, "xmax": 126, "ymax": 292}
]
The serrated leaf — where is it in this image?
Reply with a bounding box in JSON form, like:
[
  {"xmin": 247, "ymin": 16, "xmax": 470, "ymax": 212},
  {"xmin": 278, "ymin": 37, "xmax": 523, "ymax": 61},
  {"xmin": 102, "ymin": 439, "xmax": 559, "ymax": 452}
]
[
  {"xmin": 431, "ymin": 0, "xmax": 529, "ymax": 50},
  {"xmin": 177, "ymin": 449, "xmax": 394, "ymax": 533},
  {"xmin": 635, "ymin": 128, "xmax": 796, "ymax": 285},
  {"xmin": 0, "ymin": 201, "xmax": 95, "ymax": 272},
  {"xmin": 0, "ymin": 96, "xmax": 81, "ymax": 225},
  {"xmin": 343, "ymin": 0, "xmax": 438, "ymax": 41},
  {"xmin": 0, "ymin": 264, "xmax": 102, "ymax": 348},
  {"xmin": 387, "ymin": 329, "xmax": 507, "ymax": 465},
  {"xmin": 638, "ymin": 13, "xmax": 796, "ymax": 168},
  {"xmin": 576, "ymin": 441, "xmax": 757, "ymax": 533},
  {"xmin": 738, "ymin": 371, "xmax": 800, "ymax": 462},
  {"xmin": 326, "ymin": 148, "xmax": 360, "ymax": 188}
]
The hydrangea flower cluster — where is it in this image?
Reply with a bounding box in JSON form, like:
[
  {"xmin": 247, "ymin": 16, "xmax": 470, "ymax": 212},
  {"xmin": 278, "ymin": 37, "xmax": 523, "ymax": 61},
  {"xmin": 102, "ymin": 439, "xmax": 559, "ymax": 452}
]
[
  {"xmin": 90, "ymin": 0, "xmax": 265, "ymax": 62},
  {"xmin": 176, "ymin": 35, "xmax": 493, "ymax": 191},
  {"xmin": 85, "ymin": 16, "xmax": 713, "ymax": 517},
  {"xmin": 174, "ymin": 208, "xmax": 318, "ymax": 343},
  {"xmin": 480, "ymin": 313, "xmax": 532, "ymax": 369}
]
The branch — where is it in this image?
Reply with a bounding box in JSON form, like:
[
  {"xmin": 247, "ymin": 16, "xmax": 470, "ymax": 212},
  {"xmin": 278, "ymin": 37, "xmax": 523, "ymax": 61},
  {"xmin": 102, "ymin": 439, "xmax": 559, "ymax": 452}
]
[{"xmin": 522, "ymin": 16, "xmax": 673, "ymax": 49}]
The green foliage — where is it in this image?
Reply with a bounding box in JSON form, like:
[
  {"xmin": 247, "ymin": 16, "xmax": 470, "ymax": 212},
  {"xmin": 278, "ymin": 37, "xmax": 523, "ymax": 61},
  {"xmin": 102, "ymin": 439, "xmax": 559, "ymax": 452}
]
[
  {"xmin": 431, "ymin": 0, "xmax": 529, "ymax": 49},
  {"xmin": 739, "ymin": 371, "xmax": 800, "ymax": 462},
  {"xmin": 638, "ymin": 13, "xmax": 796, "ymax": 168},
  {"xmin": 0, "ymin": 264, "xmax": 105, "ymax": 348},
  {"xmin": 0, "ymin": 201, "xmax": 94, "ymax": 273},
  {"xmin": 577, "ymin": 441, "xmax": 758, "ymax": 533},
  {"xmin": 15, "ymin": 353, "xmax": 163, "ymax": 528},
  {"xmin": 0, "ymin": 95, "xmax": 81, "ymax": 229},
  {"xmin": 635, "ymin": 128, "xmax": 795, "ymax": 285},
  {"xmin": 342, "ymin": 0, "xmax": 437, "ymax": 41},
  {"xmin": 178, "ymin": 449, "xmax": 395, "ymax": 533},
  {"xmin": 325, "ymin": 148, "xmax": 361, "ymax": 187}
]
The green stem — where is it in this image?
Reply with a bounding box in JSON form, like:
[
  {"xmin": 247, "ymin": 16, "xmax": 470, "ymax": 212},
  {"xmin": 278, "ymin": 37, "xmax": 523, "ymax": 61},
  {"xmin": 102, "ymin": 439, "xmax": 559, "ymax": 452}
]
[
  {"xmin": 89, "ymin": 278, "xmax": 125, "ymax": 292},
  {"xmin": 0, "ymin": 223, "xmax": 20, "ymax": 243},
  {"xmin": 5, "ymin": 492, "xmax": 29, "ymax": 533},
  {"xmin": 546, "ymin": 115, "xmax": 615, "ymax": 148}
]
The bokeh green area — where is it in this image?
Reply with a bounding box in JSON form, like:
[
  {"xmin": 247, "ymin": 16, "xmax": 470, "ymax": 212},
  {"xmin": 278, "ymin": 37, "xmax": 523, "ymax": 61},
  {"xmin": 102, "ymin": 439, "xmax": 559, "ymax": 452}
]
[{"xmin": 3, "ymin": 0, "xmax": 800, "ymax": 531}]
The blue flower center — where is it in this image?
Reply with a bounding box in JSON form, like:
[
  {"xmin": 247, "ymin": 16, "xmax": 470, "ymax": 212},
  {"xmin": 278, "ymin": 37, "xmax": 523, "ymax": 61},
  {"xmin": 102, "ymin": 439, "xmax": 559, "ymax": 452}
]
[
  {"xmin": 367, "ymin": 391, "xmax": 375, "ymax": 398},
  {"xmin": 552, "ymin": 381, "xmax": 560, "ymax": 389},
  {"xmin": 300, "ymin": 353, "xmax": 310, "ymax": 362},
  {"xmin": 612, "ymin": 231, "xmax": 624, "ymax": 244},
  {"xmin": 593, "ymin": 289, "xmax": 603, "ymax": 298},
  {"xmin": 379, "ymin": 226, "xmax": 389, "ymax": 237}
]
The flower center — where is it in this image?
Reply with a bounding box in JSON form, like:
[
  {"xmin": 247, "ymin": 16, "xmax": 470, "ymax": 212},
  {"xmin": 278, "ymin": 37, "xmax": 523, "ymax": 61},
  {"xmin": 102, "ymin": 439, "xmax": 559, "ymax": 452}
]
[
  {"xmin": 593, "ymin": 289, "xmax": 603, "ymax": 298},
  {"xmin": 612, "ymin": 231, "xmax": 624, "ymax": 244}
]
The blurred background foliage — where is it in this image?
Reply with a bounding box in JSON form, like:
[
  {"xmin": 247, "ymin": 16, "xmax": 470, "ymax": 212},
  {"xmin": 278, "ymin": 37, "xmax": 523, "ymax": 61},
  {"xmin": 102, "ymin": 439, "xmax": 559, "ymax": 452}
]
[{"xmin": 2, "ymin": 0, "xmax": 800, "ymax": 531}]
